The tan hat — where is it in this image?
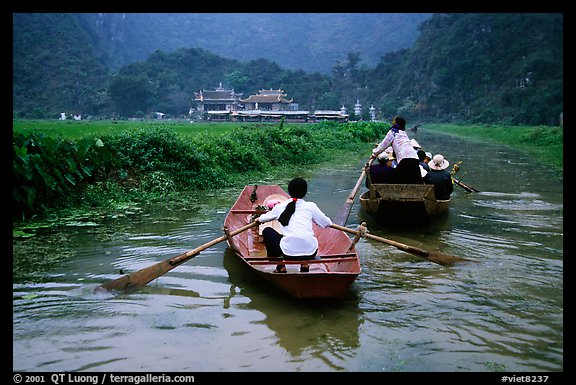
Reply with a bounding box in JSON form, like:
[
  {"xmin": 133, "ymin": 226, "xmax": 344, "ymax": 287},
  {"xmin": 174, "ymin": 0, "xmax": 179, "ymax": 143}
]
[
  {"xmin": 263, "ymin": 194, "xmax": 289, "ymax": 209},
  {"xmin": 377, "ymin": 152, "xmax": 395, "ymax": 161},
  {"xmin": 430, "ymin": 154, "xmax": 449, "ymax": 170}
]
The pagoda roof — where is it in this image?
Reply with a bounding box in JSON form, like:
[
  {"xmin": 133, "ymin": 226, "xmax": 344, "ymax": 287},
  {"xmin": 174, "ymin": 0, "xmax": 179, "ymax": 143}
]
[
  {"xmin": 257, "ymin": 88, "xmax": 286, "ymax": 95},
  {"xmin": 240, "ymin": 94, "xmax": 293, "ymax": 104},
  {"xmin": 194, "ymin": 89, "xmax": 242, "ymax": 101}
]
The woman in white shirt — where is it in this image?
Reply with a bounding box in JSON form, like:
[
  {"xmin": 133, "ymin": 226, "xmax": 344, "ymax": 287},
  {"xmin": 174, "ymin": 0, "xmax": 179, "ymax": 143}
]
[{"xmin": 256, "ymin": 177, "xmax": 332, "ymax": 273}]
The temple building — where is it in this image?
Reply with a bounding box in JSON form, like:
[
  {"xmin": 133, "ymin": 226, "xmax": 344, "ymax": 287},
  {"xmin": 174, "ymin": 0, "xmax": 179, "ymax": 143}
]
[
  {"xmin": 354, "ymin": 98, "xmax": 362, "ymax": 117},
  {"xmin": 193, "ymin": 83, "xmax": 243, "ymax": 119},
  {"xmin": 240, "ymin": 89, "xmax": 299, "ymax": 111},
  {"xmin": 192, "ymin": 84, "xmax": 348, "ymax": 122}
]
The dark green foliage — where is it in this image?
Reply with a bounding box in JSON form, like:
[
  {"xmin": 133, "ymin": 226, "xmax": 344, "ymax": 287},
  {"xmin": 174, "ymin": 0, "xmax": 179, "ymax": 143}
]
[
  {"xmin": 13, "ymin": 133, "xmax": 121, "ymax": 218},
  {"xmin": 107, "ymin": 73, "xmax": 156, "ymax": 117},
  {"xmin": 12, "ymin": 13, "xmax": 111, "ymax": 118},
  {"xmin": 12, "ymin": 122, "xmax": 386, "ymax": 219},
  {"xmin": 364, "ymin": 13, "xmax": 563, "ymax": 125},
  {"xmin": 13, "ymin": 13, "xmax": 562, "ymax": 125}
]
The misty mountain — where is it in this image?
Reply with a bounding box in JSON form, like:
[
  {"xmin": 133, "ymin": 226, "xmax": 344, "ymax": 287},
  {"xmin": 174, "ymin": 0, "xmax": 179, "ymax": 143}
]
[
  {"xmin": 76, "ymin": 13, "xmax": 432, "ymax": 74},
  {"xmin": 12, "ymin": 13, "xmax": 562, "ymax": 125}
]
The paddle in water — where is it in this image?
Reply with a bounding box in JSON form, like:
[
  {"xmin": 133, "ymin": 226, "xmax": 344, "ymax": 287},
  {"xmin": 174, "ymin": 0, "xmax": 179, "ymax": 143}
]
[
  {"xmin": 330, "ymin": 223, "xmax": 471, "ymax": 266},
  {"xmin": 97, "ymin": 221, "xmax": 258, "ymax": 292},
  {"xmin": 333, "ymin": 157, "xmax": 374, "ymax": 227}
]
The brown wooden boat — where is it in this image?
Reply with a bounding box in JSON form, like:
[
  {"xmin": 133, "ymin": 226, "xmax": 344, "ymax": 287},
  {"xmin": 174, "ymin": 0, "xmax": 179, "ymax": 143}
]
[
  {"xmin": 223, "ymin": 184, "xmax": 361, "ymax": 299},
  {"xmin": 359, "ymin": 183, "xmax": 450, "ymax": 224}
]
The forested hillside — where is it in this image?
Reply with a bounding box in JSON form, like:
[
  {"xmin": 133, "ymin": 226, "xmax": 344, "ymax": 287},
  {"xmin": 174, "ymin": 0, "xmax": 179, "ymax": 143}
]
[
  {"xmin": 13, "ymin": 13, "xmax": 563, "ymax": 125},
  {"xmin": 13, "ymin": 14, "xmax": 112, "ymax": 118},
  {"xmin": 74, "ymin": 13, "xmax": 431, "ymax": 74},
  {"xmin": 362, "ymin": 13, "xmax": 563, "ymax": 125}
]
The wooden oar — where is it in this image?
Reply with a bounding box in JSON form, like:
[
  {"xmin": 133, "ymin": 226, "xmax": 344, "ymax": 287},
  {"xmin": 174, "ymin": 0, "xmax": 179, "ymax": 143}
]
[
  {"xmin": 453, "ymin": 175, "xmax": 480, "ymax": 193},
  {"xmin": 450, "ymin": 162, "xmax": 480, "ymax": 193},
  {"xmin": 97, "ymin": 221, "xmax": 258, "ymax": 292},
  {"xmin": 330, "ymin": 223, "xmax": 471, "ymax": 266},
  {"xmin": 332, "ymin": 158, "xmax": 374, "ymax": 227}
]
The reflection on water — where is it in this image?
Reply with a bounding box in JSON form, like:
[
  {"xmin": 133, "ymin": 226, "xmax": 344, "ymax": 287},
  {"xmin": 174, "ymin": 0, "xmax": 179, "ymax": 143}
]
[
  {"xmin": 222, "ymin": 249, "xmax": 363, "ymax": 370},
  {"xmin": 13, "ymin": 130, "xmax": 562, "ymax": 372}
]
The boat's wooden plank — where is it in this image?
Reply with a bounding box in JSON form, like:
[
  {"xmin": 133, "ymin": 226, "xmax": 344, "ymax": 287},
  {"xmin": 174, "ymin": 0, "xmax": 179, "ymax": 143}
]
[
  {"xmin": 230, "ymin": 209, "xmax": 265, "ymax": 214},
  {"xmin": 247, "ymin": 256, "xmax": 359, "ymax": 265},
  {"xmin": 244, "ymin": 253, "xmax": 357, "ymax": 261}
]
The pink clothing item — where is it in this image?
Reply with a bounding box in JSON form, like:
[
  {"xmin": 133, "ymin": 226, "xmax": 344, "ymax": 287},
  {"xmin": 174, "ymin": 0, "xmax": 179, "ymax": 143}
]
[
  {"xmin": 266, "ymin": 199, "xmax": 282, "ymax": 210},
  {"xmin": 372, "ymin": 128, "xmax": 418, "ymax": 164}
]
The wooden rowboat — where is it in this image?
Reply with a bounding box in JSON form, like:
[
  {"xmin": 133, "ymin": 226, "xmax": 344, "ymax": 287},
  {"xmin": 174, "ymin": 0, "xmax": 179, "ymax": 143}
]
[
  {"xmin": 359, "ymin": 183, "xmax": 450, "ymax": 225},
  {"xmin": 223, "ymin": 184, "xmax": 361, "ymax": 299}
]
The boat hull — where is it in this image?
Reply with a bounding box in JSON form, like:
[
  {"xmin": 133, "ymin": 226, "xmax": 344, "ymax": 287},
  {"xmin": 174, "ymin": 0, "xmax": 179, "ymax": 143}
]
[
  {"xmin": 360, "ymin": 184, "xmax": 450, "ymax": 224},
  {"xmin": 224, "ymin": 185, "xmax": 361, "ymax": 299}
]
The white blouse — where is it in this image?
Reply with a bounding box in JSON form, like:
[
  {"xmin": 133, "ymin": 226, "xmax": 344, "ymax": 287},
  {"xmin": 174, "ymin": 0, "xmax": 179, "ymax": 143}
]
[
  {"xmin": 258, "ymin": 198, "xmax": 332, "ymax": 256},
  {"xmin": 372, "ymin": 128, "xmax": 419, "ymax": 164}
]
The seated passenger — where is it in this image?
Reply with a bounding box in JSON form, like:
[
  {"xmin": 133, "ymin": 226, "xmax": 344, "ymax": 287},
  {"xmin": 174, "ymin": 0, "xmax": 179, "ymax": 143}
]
[
  {"xmin": 424, "ymin": 154, "xmax": 454, "ymax": 200},
  {"xmin": 417, "ymin": 149, "xmax": 431, "ymax": 172},
  {"xmin": 367, "ymin": 152, "xmax": 397, "ymax": 186}
]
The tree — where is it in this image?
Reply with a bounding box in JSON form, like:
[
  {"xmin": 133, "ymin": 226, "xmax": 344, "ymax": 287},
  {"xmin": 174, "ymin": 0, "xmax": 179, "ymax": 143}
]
[
  {"xmin": 224, "ymin": 71, "xmax": 249, "ymax": 92},
  {"xmin": 108, "ymin": 73, "xmax": 155, "ymax": 116}
]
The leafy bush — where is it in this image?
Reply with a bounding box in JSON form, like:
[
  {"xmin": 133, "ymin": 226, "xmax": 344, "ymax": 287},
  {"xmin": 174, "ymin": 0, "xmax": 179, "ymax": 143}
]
[
  {"xmin": 13, "ymin": 132, "xmax": 121, "ymax": 219},
  {"xmin": 13, "ymin": 121, "xmax": 387, "ymax": 219}
]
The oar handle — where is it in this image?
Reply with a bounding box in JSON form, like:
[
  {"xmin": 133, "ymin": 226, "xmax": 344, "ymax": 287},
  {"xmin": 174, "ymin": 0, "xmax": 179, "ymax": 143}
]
[
  {"xmin": 330, "ymin": 223, "xmax": 428, "ymax": 258},
  {"xmin": 98, "ymin": 221, "xmax": 258, "ymax": 292},
  {"xmin": 170, "ymin": 221, "xmax": 258, "ymax": 266},
  {"xmin": 347, "ymin": 159, "xmax": 373, "ymax": 202},
  {"xmin": 333, "ymin": 158, "xmax": 374, "ymax": 227}
]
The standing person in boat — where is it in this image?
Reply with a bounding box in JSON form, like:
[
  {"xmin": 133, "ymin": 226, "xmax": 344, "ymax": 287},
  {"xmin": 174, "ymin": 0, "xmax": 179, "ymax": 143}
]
[
  {"xmin": 424, "ymin": 154, "xmax": 454, "ymax": 200},
  {"xmin": 255, "ymin": 177, "xmax": 333, "ymax": 273},
  {"xmin": 369, "ymin": 116, "xmax": 423, "ymax": 184}
]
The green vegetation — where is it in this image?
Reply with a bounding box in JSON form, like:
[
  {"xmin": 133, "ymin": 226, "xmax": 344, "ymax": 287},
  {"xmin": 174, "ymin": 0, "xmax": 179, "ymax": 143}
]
[
  {"xmin": 13, "ymin": 14, "xmax": 562, "ymax": 126},
  {"xmin": 12, "ymin": 119, "xmax": 562, "ymax": 280},
  {"xmin": 13, "ymin": 119, "xmax": 562, "ymax": 229},
  {"xmin": 12, "ymin": 120, "xmax": 387, "ymax": 223},
  {"xmin": 427, "ymin": 124, "xmax": 563, "ymax": 171},
  {"xmin": 12, "ymin": 119, "xmax": 241, "ymax": 140}
]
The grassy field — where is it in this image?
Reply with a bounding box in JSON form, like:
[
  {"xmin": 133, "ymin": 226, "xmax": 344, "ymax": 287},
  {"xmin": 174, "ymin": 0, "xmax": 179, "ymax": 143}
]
[
  {"xmin": 13, "ymin": 119, "xmax": 563, "ymax": 171},
  {"xmin": 13, "ymin": 119, "xmax": 385, "ymax": 221},
  {"xmin": 12, "ymin": 119, "xmax": 284, "ymax": 139},
  {"xmin": 426, "ymin": 123, "xmax": 563, "ymax": 171}
]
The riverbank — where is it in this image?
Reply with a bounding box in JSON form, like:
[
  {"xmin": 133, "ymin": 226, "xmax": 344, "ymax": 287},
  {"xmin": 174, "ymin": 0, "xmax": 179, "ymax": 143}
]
[
  {"xmin": 12, "ymin": 120, "xmax": 381, "ymax": 228},
  {"xmin": 425, "ymin": 123, "xmax": 563, "ymax": 171},
  {"xmin": 13, "ymin": 120, "xmax": 562, "ymax": 227},
  {"xmin": 13, "ymin": 119, "xmax": 562, "ymax": 280}
]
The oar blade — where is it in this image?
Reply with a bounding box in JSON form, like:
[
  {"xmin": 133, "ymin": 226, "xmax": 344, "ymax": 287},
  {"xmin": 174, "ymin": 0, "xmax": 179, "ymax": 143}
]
[
  {"xmin": 97, "ymin": 259, "xmax": 177, "ymax": 292},
  {"xmin": 424, "ymin": 250, "xmax": 472, "ymax": 266},
  {"xmin": 330, "ymin": 223, "xmax": 472, "ymax": 267},
  {"xmin": 96, "ymin": 221, "xmax": 258, "ymax": 293}
]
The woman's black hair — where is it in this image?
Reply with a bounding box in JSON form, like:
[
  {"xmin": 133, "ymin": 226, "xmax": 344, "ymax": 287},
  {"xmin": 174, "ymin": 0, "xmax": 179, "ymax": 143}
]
[
  {"xmin": 394, "ymin": 116, "xmax": 406, "ymax": 130},
  {"xmin": 278, "ymin": 178, "xmax": 307, "ymax": 226}
]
